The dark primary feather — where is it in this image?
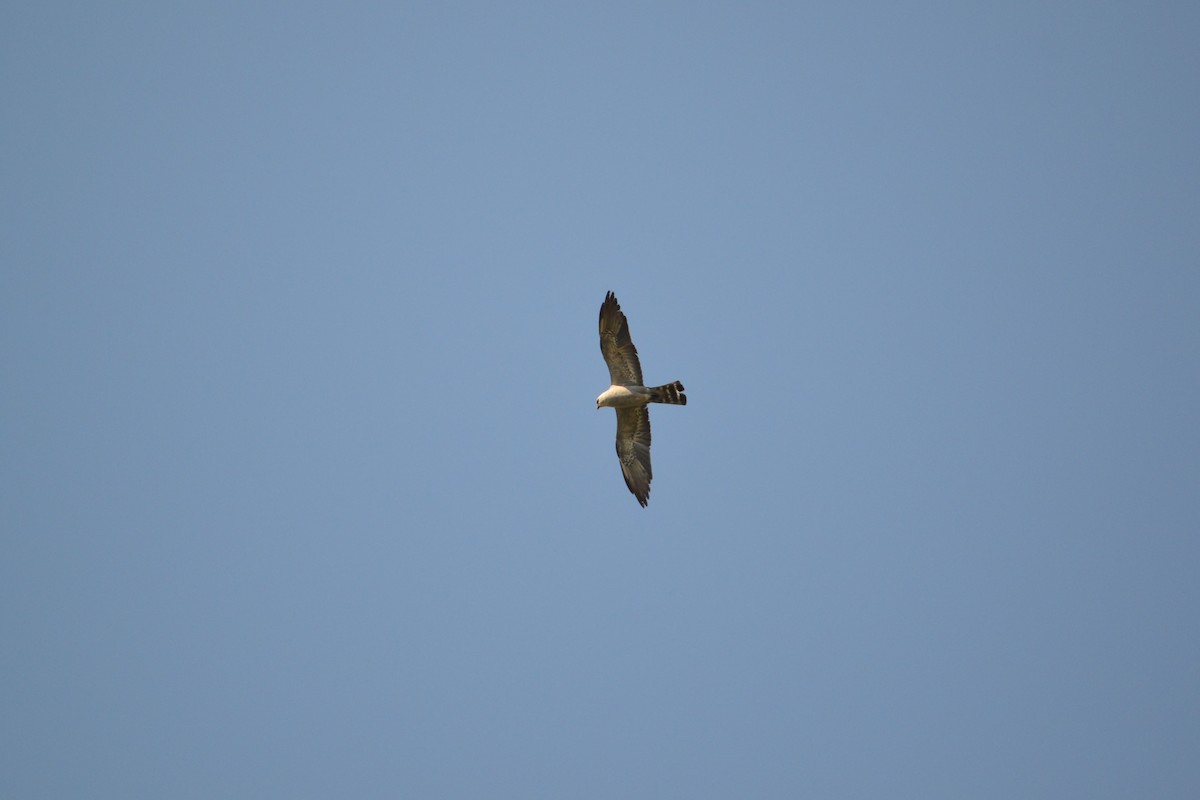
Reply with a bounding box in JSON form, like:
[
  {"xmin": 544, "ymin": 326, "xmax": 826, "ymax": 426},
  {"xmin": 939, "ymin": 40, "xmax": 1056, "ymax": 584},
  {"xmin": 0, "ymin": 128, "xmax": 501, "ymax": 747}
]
[{"xmin": 599, "ymin": 291, "xmax": 644, "ymax": 386}]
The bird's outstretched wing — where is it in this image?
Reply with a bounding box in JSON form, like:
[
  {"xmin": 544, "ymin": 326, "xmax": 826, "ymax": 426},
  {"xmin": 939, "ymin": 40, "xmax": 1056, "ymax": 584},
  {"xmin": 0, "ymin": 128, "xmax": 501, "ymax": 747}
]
[
  {"xmin": 615, "ymin": 405, "xmax": 652, "ymax": 507},
  {"xmin": 599, "ymin": 291, "xmax": 644, "ymax": 386}
]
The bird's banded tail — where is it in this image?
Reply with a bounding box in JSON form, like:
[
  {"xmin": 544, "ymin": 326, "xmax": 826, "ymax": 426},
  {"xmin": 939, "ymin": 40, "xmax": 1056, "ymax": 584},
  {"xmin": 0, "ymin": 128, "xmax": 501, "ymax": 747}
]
[{"xmin": 649, "ymin": 381, "xmax": 687, "ymax": 405}]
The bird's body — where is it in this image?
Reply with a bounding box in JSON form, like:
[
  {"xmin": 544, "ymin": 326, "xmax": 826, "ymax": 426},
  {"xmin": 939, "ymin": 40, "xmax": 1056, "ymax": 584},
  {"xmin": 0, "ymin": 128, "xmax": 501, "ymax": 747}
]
[
  {"xmin": 596, "ymin": 384, "xmax": 646, "ymax": 407},
  {"xmin": 596, "ymin": 382, "xmax": 686, "ymax": 408},
  {"xmin": 596, "ymin": 291, "xmax": 687, "ymax": 507}
]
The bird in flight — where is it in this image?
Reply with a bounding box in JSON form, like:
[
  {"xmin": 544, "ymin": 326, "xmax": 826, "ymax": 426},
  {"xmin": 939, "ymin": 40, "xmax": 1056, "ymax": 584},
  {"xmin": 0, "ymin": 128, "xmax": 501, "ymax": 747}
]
[{"xmin": 596, "ymin": 291, "xmax": 687, "ymax": 506}]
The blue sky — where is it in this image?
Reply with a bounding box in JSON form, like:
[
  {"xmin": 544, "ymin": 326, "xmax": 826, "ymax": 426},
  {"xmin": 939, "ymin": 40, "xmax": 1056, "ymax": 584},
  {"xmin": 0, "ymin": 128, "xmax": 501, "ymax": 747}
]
[{"xmin": 3, "ymin": 2, "xmax": 1198, "ymax": 797}]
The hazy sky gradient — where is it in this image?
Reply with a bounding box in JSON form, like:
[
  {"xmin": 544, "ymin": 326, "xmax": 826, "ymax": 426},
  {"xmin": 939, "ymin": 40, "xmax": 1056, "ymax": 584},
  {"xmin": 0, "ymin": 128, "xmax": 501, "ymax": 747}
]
[{"xmin": 3, "ymin": 2, "xmax": 1198, "ymax": 797}]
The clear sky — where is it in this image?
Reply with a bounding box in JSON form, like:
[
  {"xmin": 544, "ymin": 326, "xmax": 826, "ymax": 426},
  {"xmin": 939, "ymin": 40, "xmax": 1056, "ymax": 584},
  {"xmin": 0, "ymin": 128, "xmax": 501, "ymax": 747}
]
[{"xmin": 3, "ymin": 2, "xmax": 1198, "ymax": 797}]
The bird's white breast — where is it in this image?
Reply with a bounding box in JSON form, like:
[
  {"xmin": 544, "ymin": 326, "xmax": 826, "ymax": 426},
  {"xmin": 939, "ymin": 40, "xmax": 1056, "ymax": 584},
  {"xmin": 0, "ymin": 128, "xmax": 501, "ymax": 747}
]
[{"xmin": 597, "ymin": 384, "xmax": 649, "ymax": 408}]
